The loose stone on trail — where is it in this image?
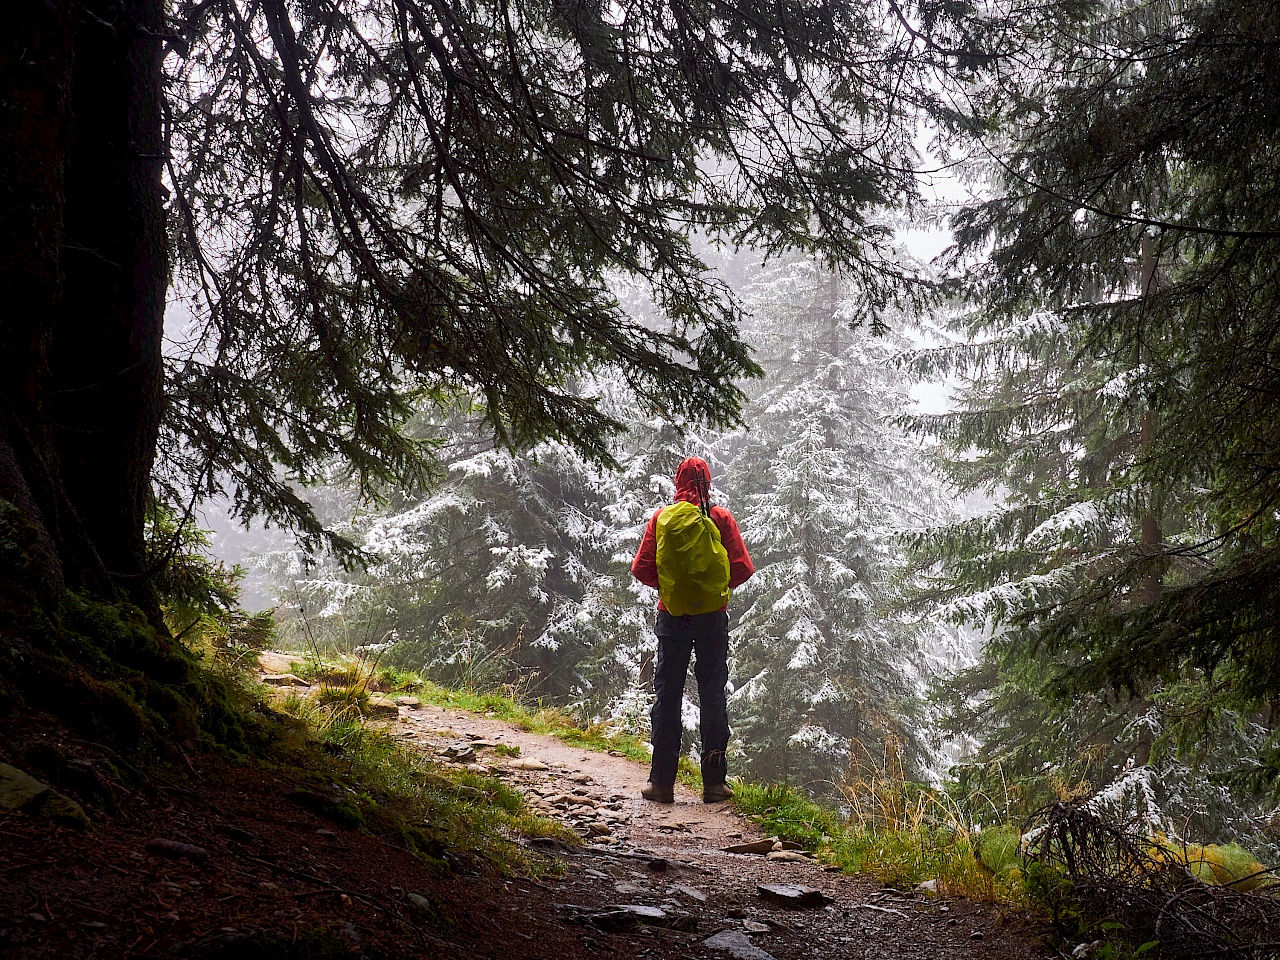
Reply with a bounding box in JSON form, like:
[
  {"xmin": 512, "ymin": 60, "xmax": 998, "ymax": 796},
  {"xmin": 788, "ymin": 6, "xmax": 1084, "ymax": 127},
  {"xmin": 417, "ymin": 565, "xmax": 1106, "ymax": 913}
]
[
  {"xmin": 561, "ymin": 902, "xmax": 697, "ymax": 933},
  {"xmin": 756, "ymin": 883, "xmax": 832, "ymax": 908},
  {"xmin": 505, "ymin": 758, "xmax": 550, "ymax": 771},
  {"xmin": 705, "ymin": 928, "xmax": 779, "ymax": 960},
  {"xmin": 439, "ymin": 743, "xmax": 477, "ymax": 763},
  {"xmin": 366, "ymin": 696, "xmax": 400, "ymax": 718},
  {"xmin": 723, "ymin": 839, "xmax": 776, "ymax": 855},
  {"xmin": 723, "ymin": 836, "xmax": 806, "ymax": 856},
  {"xmin": 261, "ymin": 673, "xmax": 308, "ymax": 687},
  {"xmin": 670, "ymin": 884, "xmax": 708, "ymax": 902}
]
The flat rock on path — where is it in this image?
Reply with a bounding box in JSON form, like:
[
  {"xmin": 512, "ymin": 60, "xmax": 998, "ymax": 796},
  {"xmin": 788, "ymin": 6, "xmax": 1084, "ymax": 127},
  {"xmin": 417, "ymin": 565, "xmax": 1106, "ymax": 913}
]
[
  {"xmin": 756, "ymin": 883, "xmax": 831, "ymax": 907},
  {"xmin": 706, "ymin": 928, "xmax": 779, "ymax": 960}
]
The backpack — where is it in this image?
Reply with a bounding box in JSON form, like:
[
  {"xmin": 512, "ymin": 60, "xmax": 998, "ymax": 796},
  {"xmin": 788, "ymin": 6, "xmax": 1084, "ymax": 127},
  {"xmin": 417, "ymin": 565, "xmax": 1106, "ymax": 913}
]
[{"xmin": 655, "ymin": 500, "xmax": 731, "ymax": 616}]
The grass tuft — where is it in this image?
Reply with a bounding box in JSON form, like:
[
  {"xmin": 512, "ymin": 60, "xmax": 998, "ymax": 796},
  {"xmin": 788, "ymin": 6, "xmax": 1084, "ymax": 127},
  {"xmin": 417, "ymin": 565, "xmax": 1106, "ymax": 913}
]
[{"xmin": 731, "ymin": 780, "xmax": 1020, "ymax": 901}]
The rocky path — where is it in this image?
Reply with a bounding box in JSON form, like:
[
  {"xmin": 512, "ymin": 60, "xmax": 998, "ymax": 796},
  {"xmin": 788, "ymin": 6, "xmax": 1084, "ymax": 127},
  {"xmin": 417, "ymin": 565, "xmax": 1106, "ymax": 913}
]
[
  {"xmin": 382, "ymin": 695, "xmax": 1053, "ymax": 960},
  {"xmin": 393, "ymin": 699, "xmax": 749, "ymax": 852}
]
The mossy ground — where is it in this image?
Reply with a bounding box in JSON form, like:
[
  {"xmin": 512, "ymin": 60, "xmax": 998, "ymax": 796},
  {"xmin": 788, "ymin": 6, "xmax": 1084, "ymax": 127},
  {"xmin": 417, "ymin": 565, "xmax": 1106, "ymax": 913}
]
[
  {"xmin": 0, "ymin": 500, "xmax": 570, "ymax": 879},
  {"xmin": 0, "ymin": 499, "xmax": 249, "ymax": 759}
]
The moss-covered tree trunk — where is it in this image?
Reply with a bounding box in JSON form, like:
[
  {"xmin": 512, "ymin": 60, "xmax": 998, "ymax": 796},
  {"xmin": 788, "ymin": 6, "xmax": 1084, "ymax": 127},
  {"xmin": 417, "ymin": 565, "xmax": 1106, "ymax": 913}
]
[{"xmin": 1, "ymin": 0, "xmax": 166, "ymax": 620}]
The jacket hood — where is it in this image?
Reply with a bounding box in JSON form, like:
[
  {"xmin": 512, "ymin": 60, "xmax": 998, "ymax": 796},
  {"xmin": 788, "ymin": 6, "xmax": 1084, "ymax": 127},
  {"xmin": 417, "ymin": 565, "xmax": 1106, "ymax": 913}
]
[{"xmin": 674, "ymin": 457, "xmax": 712, "ymax": 502}]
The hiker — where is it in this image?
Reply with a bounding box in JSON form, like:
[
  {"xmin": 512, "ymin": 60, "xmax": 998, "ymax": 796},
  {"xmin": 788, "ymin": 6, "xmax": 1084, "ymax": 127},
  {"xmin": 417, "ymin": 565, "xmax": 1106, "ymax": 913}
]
[{"xmin": 631, "ymin": 456, "xmax": 754, "ymax": 804}]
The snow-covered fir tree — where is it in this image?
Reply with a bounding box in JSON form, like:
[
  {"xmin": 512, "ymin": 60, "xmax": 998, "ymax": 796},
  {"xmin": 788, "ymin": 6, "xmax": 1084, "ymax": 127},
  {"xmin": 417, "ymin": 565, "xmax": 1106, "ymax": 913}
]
[
  {"xmin": 914, "ymin": 0, "xmax": 1280, "ymax": 845},
  {"xmin": 905, "ymin": 298, "xmax": 1280, "ymax": 851},
  {"xmin": 902, "ymin": 301, "xmax": 1164, "ymax": 782},
  {"xmin": 370, "ymin": 432, "xmax": 637, "ymax": 712},
  {"xmin": 723, "ymin": 256, "xmax": 955, "ymax": 794}
]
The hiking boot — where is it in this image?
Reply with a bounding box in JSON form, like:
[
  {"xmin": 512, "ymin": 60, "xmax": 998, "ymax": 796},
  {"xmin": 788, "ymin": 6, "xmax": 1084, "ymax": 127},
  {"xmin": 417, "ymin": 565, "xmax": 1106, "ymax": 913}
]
[
  {"xmin": 702, "ymin": 782, "xmax": 734, "ymax": 803},
  {"xmin": 641, "ymin": 782, "xmax": 675, "ymax": 804}
]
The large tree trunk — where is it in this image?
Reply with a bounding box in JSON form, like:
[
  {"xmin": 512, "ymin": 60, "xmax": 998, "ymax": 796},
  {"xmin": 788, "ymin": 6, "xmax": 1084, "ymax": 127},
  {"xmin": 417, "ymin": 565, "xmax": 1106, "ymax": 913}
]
[
  {"xmin": 0, "ymin": 0, "xmax": 78, "ymax": 606},
  {"xmin": 56, "ymin": 0, "xmax": 168, "ymax": 617},
  {"xmin": 0, "ymin": 0, "xmax": 166, "ymax": 623}
]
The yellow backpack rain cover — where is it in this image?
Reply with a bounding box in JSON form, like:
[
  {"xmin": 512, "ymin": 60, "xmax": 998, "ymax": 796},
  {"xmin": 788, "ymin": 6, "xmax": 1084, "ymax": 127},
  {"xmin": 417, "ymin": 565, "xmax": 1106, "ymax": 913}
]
[{"xmin": 655, "ymin": 501, "xmax": 732, "ymax": 616}]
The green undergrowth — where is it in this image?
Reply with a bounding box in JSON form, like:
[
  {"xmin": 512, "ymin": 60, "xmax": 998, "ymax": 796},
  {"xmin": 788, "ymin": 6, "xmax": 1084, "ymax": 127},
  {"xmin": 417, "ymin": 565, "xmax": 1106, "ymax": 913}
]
[
  {"xmin": 265, "ymin": 689, "xmax": 576, "ymax": 875},
  {"xmin": 0, "ymin": 513, "xmax": 592, "ymax": 881},
  {"xmin": 0, "ymin": 498, "xmax": 249, "ymax": 756},
  {"xmin": 731, "ymin": 779, "xmax": 1277, "ymax": 960},
  {"xmin": 731, "ymin": 781, "xmax": 1028, "ymax": 903}
]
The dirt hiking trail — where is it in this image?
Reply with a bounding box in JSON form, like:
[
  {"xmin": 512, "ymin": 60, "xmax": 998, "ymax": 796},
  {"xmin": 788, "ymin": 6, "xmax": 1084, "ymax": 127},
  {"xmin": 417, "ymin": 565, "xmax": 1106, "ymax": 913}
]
[{"xmin": 389, "ymin": 693, "xmax": 1052, "ymax": 960}]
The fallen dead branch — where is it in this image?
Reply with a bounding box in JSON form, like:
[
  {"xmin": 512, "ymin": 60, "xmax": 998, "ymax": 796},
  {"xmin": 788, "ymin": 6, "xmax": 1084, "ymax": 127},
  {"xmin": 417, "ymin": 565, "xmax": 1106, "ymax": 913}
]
[{"xmin": 1023, "ymin": 801, "xmax": 1280, "ymax": 958}]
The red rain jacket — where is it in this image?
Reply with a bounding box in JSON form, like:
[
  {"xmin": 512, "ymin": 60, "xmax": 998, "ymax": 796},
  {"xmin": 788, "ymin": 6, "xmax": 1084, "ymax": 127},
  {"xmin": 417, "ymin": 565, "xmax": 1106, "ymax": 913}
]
[{"xmin": 630, "ymin": 457, "xmax": 754, "ymax": 611}]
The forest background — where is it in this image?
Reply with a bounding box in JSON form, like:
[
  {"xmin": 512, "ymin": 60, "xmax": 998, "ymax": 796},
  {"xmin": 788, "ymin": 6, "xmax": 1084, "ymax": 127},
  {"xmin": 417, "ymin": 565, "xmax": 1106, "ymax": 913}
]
[
  {"xmin": 207, "ymin": 0, "xmax": 1280, "ymax": 862},
  {"xmin": 3, "ymin": 0, "xmax": 1279, "ymax": 883}
]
